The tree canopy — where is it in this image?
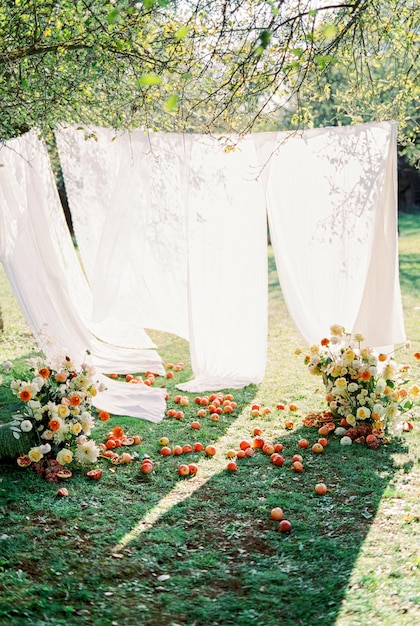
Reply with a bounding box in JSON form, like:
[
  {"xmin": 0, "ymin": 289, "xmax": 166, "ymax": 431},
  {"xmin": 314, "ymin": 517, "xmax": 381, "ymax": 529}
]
[{"xmin": 0, "ymin": 0, "xmax": 419, "ymax": 164}]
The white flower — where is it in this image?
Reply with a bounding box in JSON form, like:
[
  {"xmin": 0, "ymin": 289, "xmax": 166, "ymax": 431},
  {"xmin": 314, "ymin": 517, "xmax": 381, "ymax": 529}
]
[
  {"xmin": 340, "ymin": 436, "xmax": 353, "ymax": 446},
  {"xmin": 39, "ymin": 443, "xmax": 51, "ymax": 454},
  {"xmin": 356, "ymin": 406, "xmax": 371, "ymax": 420},
  {"xmin": 348, "ymin": 382, "xmax": 358, "ymax": 393},
  {"xmin": 75, "ymin": 439, "xmax": 100, "ymax": 464},
  {"xmin": 20, "ymin": 420, "xmax": 33, "ymax": 432},
  {"xmin": 56, "ymin": 449, "xmax": 74, "ymax": 465},
  {"xmin": 79, "ymin": 412, "xmax": 94, "ymax": 436},
  {"xmin": 41, "ymin": 429, "xmax": 54, "ymax": 440},
  {"xmin": 334, "ymin": 427, "xmax": 347, "ymax": 436}
]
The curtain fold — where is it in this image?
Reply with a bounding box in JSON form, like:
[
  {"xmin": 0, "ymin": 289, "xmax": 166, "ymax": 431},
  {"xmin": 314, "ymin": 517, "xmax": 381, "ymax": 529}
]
[{"xmin": 0, "ymin": 131, "xmax": 166, "ymax": 421}]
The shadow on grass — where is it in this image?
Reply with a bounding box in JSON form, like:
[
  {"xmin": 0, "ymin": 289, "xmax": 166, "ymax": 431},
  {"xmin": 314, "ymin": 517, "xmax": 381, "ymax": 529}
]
[
  {"xmin": 0, "ymin": 417, "xmax": 406, "ymax": 626},
  {"xmin": 118, "ymin": 432, "xmax": 406, "ymax": 626}
]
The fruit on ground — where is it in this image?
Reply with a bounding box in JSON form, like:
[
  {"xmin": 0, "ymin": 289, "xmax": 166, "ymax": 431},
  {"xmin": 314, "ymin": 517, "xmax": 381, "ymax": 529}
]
[
  {"xmin": 278, "ymin": 519, "xmax": 292, "ymax": 533},
  {"xmin": 178, "ymin": 464, "xmax": 190, "ymax": 476},
  {"xmin": 292, "ymin": 460, "xmax": 303, "ymax": 472},
  {"xmin": 270, "ymin": 507, "xmax": 284, "ymax": 521},
  {"xmin": 86, "ymin": 469, "xmax": 103, "ymax": 480},
  {"xmin": 315, "ymin": 483, "xmax": 327, "ymax": 495}
]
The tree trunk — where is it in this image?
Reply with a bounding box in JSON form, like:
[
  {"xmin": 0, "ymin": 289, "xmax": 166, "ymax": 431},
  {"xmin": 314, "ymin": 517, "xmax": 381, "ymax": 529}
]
[{"xmin": 0, "ymin": 423, "xmax": 35, "ymax": 461}]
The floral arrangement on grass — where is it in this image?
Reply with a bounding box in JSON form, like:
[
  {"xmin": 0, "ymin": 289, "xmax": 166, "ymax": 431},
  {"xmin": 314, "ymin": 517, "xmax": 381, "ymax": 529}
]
[
  {"xmin": 300, "ymin": 324, "xmax": 419, "ymax": 446},
  {"xmin": 2, "ymin": 355, "xmax": 107, "ymax": 480}
]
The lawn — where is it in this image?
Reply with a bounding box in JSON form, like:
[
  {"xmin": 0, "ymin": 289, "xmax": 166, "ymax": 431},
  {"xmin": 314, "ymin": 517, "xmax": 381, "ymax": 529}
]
[{"xmin": 0, "ymin": 213, "xmax": 419, "ymax": 626}]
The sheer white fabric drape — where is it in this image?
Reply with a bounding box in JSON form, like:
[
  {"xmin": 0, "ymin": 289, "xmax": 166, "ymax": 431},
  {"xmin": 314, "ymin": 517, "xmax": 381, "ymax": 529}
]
[
  {"xmin": 0, "ymin": 131, "xmax": 166, "ymax": 421},
  {"xmin": 178, "ymin": 135, "xmax": 268, "ymax": 391},
  {"xmin": 56, "ymin": 129, "xmax": 268, "ymax": 391},
  {"xmin": 55, "ymin": 128, "xmax": 191, "ymax": 344},
  {"xmin": 256, "ymin": 121, "xmax": 405, "ymax": 346}
]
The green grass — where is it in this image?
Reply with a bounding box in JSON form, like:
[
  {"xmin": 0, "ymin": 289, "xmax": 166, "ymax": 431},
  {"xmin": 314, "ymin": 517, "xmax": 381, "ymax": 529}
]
[{"xmin": 0, "ymin": 213, "xmax": 419, "ymax": 626}]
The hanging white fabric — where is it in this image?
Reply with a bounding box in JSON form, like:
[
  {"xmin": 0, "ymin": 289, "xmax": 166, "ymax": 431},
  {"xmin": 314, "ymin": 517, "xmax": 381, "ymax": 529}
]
[
  {"xmin": 256, "ymin": 121, "xmax": 406, "ymax": 347},
  {"xmin": 56, "ymin": 128, "xmax": 268, "ymax": 391},
  {"xmin": 55, "ymin": 127, "xmax": 191, "ymax": 343},
  {"xmin": 0, "ymin": 131, "xmax": 167, "ymax": 422},
  {"xmin": 177, "ymin": 134, "xmax": 268, "ymax": 391}
]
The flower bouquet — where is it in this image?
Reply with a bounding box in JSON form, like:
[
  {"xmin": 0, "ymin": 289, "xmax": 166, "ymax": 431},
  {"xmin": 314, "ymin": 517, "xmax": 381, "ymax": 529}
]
[
  {"xmin": 300, "ymin": 324, "xmax": 419, "ymax": 446},
  {"xmin": 0, "ymin": 355, "xmax": 105, "ymax": 480}
]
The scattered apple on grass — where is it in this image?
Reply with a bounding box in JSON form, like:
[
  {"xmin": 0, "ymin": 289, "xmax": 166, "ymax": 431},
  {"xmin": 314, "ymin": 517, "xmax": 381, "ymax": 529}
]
[
  {"xmin": 292, "ymin": 460, "xmax": 303, "ymax": 472},
  {"xmin": 226, "ymin": 461, "xmax": 238, "ymax": 472},
  {"xmin": 270, "ymin": 507, "xmax": 284, "ymax": 521},
  {"xmin": 314, "ymin": 483, "xmax": 327, "ymax": 495},
  {"xmin": 177, "ymin": 464, "xmax": 190, "ymax": 476},
  {"xmin": 270, "ymin": 453, "xmax": 285, "ymax": 466},
  {"xmin": 278, "ymin": 520, "xmax": 292, "ymax": 533},
  {"xmin": 312, "ymin": 443, "xmax": 324, "ymax": 454}
]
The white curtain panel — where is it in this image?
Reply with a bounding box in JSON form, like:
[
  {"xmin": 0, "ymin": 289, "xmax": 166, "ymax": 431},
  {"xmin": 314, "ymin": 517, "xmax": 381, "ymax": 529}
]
[
  {"xmin": 177, "ymin": 135, "xmax": 268, "ymax": 391},
  {"xmin": 55, "ymin": 127, "xmax": 190, "ymax": 343},
  {"xmin": 257, "ymin": 121, "xmax": 405, "ymax": 347},
  {"xmin": 0, "ymin": 131, "xmax": 166, "ymax": 422}
]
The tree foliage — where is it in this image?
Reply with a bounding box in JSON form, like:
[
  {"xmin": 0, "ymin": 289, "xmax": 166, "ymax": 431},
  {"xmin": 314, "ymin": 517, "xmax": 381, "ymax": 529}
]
[{"xmin": 0, "ymin": 0, "xmax": 418, "ymax": 164}]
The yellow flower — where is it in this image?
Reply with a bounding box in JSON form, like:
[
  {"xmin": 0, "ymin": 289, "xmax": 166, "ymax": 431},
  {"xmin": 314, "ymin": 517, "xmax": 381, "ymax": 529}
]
[
  {"xmin": 335, "ymin": 377, "xmax": 347, "ymax": 390},
  {"xmin": 346, "ymin": 414, "xmax": 356, "ymax": 426},
  {"xmin": 353, "ymin": 333, "xmax": 364, "ymax": 342},
  {"xmin": 330, "ymin": 324, "xmax": 344, "ymax": 336},
  {"xmin": 69, "ymin": 422, "xmax": 83, "ymax": 435},
  {"xmin": 344, "ymin": 349, "xmax": 355, "ymax": 361},
  {"xmin": 56, "ymin": 449, "xmax": 73, "ymax": 465},
  {"xmin": 57, "ymin": 404, "xmax": 70, "ymax": 418},
  {"xmin": 28, "ymin": 447, "xmax": 43, "ymax": 463},
  {"xmin": 409, "ymin": 384, "xmax": 420, "ymax": 397},
  {"xmin": 310, "ymin": 344, "xmax": 320, "ymax": 354}
]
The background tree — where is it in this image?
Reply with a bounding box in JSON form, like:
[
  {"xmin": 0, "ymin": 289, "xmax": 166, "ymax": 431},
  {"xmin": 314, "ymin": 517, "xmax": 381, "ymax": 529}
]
[{"xmin": 0, "ymin": 0, "xmax": 418, "ymax": 160}]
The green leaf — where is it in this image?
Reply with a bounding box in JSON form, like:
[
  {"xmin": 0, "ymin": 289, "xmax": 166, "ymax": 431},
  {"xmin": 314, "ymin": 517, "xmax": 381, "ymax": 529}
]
[
  {"xmin": 164, "ymin": 94, "xmax": 178, "ymax": 111},
  {"xmin": 314, "ymin": 54, "xmax": 336, "ymax": 69},
  {"xmin": 322, "ymin": 24, "xmax": 337, "ymax": 40},
  {"xmin": 291, "ymin": 48, "xmax": 304, "ymax": 58},
  {"xmin": 137, "ymin": 74, "xmax": 162, "ymax": 87},
  {"xmin": 260, "ymin": 30, "xmax": 271, "ymax": 49},
  {"xmin": 107, "ymin": 8, "xmax": 120, "ymax": 25},
  {"xmin": 174, "ymin": 26, "xmax": 190, "ymax": 41}
]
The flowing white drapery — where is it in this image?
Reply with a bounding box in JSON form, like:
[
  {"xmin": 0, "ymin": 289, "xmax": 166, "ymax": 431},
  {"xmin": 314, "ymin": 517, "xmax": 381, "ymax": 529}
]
[
  {"xmin": 0, "ymin": 122, "xmax": 406, "ymax": 417},
  {"xmin": 256, "ymin": 121, "xmax": 405, "ymax": 347},
  {"xmin": 56, "ymin": 129, "xmax": 269, "ymax": 392},
  {"xmin": 0, "ymin": 131, "xmax": 167, "ymax": 421}
]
